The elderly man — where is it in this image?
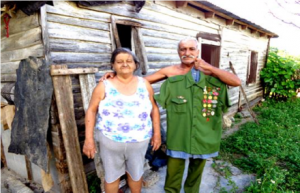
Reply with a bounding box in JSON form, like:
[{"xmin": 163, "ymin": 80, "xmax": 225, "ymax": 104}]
[{"xmin": 152, "ymin": 38, "xmax": 240, "ymax": 193}]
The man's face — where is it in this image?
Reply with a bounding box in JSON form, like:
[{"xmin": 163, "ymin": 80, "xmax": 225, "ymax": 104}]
[{"xmin": 178, "ymin": 40, "xmax": 199, "ymax": 66}]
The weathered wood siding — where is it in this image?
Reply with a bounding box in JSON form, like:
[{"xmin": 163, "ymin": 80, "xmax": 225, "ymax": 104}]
[
  {"xmin": 45, "ymin": 2, "xmax": 112, "ymax": 69},
  {"xmin": 221, "ymin": 28, "xmax": 268, "ymax": 105},
  {"xmin": 42, "ymin": 1, "xmax": 270, "ymax": 128},
  {"xmin": 1, "ymin": 10, "xmax": 44, "ymax": 103},
  {"xmin": 43, "ymin": 1, "xmax": 220, "ymax": 129},
  {"xmin": 1, "ymin": 0, "xmax": 270, "ymax": 128}
]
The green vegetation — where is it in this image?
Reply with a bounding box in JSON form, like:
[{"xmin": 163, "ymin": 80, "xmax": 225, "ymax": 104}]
[
  {"xmin": 218, "ymin": 98, "xmax": 300, "ymax": 192},
  {"xmin": 87, "ymin": 172, "xmax": 101, "ymax": 193},
  {"xmin": 260, "ymin": 47, "xmax": 300, "ymax": 100}
]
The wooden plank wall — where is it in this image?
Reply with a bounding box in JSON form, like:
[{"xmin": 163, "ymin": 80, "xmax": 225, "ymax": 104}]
[
  {"xmin": 221, "ymin": 28, "xmax": 269, "ymax": 105},
  {"xmin": 1, "ymin": 10, "xmax": 44, "ymax": 103},
  {"xmin": 0, "ymin": 0, "xmax": 270, "ymax": 144},
  {"xmin": 46, "ymin": 1, "xmax": 221, "ymax": 129},
  {"xmin": 0, "ymin": 0, "xmax": 269, "ymax": 153},
  {"xmin": 43, "ymin": 0, "xmax": 270, "ymax": 128}
]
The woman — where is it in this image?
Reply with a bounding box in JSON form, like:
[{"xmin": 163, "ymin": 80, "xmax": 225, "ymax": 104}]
[{"xmin": 83, "ymin": 48, "xmax": 161, "ymax": 193}]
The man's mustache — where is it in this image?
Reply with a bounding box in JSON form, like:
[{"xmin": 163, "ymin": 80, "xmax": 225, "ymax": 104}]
[{"xmin": 181, "ymin": 55, "xmax": 196, "ymax": 59}]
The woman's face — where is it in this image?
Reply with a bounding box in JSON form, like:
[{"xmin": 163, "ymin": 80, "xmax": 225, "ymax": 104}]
[{"xmin": 113, "ymin": 53, "xmax": 136, "ymax": 75}]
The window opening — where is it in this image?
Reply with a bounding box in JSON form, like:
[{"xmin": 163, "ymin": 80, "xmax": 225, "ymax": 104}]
[
  {"xmin": 201, "ymin": 44, "xmax": 220, "ymax": 68},
  {"xmin": 116, "ymin": 24, "xmax": 132, "ymax": 50},
  {"xmin": 246, "ymin": 51, "xmax": 258, "ymax": 84}
]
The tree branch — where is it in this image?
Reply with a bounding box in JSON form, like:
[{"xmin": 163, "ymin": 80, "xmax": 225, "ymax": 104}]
[{"xmin": 268, "ymin": 10, "xmax": 300, "ymax": 29}]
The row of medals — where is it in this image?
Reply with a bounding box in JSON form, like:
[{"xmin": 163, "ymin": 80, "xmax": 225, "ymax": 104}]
[{"xmin": 202, "ymin": 86, "xmax": 220, "ymax": 121}]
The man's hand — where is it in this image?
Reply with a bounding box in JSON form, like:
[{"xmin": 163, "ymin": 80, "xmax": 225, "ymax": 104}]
[
  {"xmin": 99, "ymin": 71, "xmax": 116, "ymax": 82},
  {"xmin": 194, "ymin": 58, "xmax": 213, "ymax": 75},
  {"xmin": 83, "ymin": 139, "xmax": 96, "ymax": 159},
  {"xmin": 194, "ymin": 58, "xmax": 241, "ymax": 86},
  {"xmin": 151, "ymin": 133, "xmax": 161, "ymax": 151}
]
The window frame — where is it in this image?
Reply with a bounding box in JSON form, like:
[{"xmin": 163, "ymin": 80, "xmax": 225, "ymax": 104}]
[
  {"xmin": 111, "ymin": 16, "xmax": 148, "ymax": 75},
  {"xmin": 246, "ymin": 50, "xmax": 258, "ymax": 85}
]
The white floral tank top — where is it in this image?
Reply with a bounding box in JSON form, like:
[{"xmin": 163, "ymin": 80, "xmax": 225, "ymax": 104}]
[{"xmin": 95, "ymin": 77, "xmax": 153, "ymax": 143}]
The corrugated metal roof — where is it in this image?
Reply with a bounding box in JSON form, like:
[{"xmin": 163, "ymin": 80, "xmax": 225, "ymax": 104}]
[{"xmin": 196, "ymin": 1, "xmax": 278, "ymax": 37}]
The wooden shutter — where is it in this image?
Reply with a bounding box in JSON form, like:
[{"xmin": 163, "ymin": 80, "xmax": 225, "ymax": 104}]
[
  {"xmin": 132, "ymin": 27, "xmax": 148, "ymax": 75},
  {"xmin": 247, "ymin": 51, "xmax": 258, "ymax": 84}
]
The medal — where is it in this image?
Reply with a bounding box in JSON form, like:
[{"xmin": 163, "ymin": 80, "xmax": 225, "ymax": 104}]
[{"xmin": 202, "ymin": 86, "xmax": 220, "ymax": 121}]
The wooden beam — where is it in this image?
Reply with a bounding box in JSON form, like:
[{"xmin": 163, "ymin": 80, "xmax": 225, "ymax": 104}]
[
  {"xmin": 241, "ymin": 25, "xmax": 248, "ymax": 30},
  {"xmin": 50, "ymin": 66, "xmax": 98, "ymax": 76},
  {"xmin": 111, "ymin": 16, "xmax": 121, "ymax": 48},
  {"xmin": 229, "ymin": 62, "xmax": 259, "ymax": 125},
  {"xmin": 115, "ymin": 19, "xmax": 142, "ymax": 27},
  {"xmin": 79, "ymin": 74, "xmax": 96, "ymax": 112},
  {"xmin": 132, "ymin": 27, "xmax": 148, "ymax": 75},
  {"xmin": 40, "ymin": 5, "xmax": 50, "ymax": 64},
  {"xmin": 175, "ymin": 1, "xmax": 188, "ymax": 8},
  {"xmin": 197, "ymin": 37, "xmax": 202, "ymax": 58},
  {"xmin": 205, "ymin": 11, "xmax": 215, "ymax": 19},
  {"xmin": 52, "ymin": 65, "xmax": 88, "ymax": 193},
  {"xmin": 50, "ymin": 97, "xmax": 72, "ymax": 193},
  {"xmin": 260, "ymin": 32, "xmax": 266, "ymax": 37},
  {"xmin": 196, "ymin": 32, "xmax": 221, "ymax": 42},
  {"xmin": 188, "ymin": 1, "xmax": 277, "ymax": 37},
  {"xmin": 226, "ymin": 19, "xmax": 234, "ymax": 26},
  {"xmin": 250, "ymin": 28, "xmax": 257, "ymax": 34}
]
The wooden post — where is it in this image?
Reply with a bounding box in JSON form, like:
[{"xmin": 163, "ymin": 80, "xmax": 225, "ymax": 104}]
[
  {"xmin": 229, "ymin": 62, "xmax": 259, "ymax": 125},
  {"xmin": 50, "ymin": 96, "xmax": 72, "ymax": 193},
  {"xmin": 79, "ymin": 74, "xmax": 96, "ymax": 112},
  {"xmin": 237, "ymin": 90, "xmax": 242, "ymax": 111},
  {"xmin": 51, "ymin": 65, "xmax": 89, "ymax": 193},
  {"xmin": 132, "ymin": 27, "xmax": 148, "ymax": 75},
  {"xmin": 111, "ymin": 16, "xmax": 121, "ymax": 48},
  {"xmin": 197, "ymin": 37, "xmax": 202, "ymax": 58}
]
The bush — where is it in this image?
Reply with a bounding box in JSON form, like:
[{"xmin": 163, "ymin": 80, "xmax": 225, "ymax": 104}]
[{"xmin": 260, "ymin": 48, "xmax": 300, "ymax": 100}]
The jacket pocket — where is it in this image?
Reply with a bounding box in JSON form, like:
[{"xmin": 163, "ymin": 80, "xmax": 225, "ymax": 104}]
[{"xmin": 171, "ymin": 98, "xmax": 187, "ymax": 113}]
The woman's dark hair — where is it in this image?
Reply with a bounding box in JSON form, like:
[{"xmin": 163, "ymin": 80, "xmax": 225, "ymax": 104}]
[{"xmin": 110, "ymin": 48, "xmax": 140, "ymax": 72}]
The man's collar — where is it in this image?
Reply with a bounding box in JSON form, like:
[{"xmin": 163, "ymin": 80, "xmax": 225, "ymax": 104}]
[{"xmin": 186, "ymin": 69, "xmax": 205, "ymax": 89}]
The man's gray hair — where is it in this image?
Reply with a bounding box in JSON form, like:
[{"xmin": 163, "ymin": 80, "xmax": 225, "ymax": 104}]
[{"xmin": 177, "ymin": 37, "xmax": 199, "ymax": 52}]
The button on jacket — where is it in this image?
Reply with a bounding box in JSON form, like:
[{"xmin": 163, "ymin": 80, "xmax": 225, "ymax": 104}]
[{"xmin": 154, "ymin": 71, "xmax": 230, "ymax": 155}]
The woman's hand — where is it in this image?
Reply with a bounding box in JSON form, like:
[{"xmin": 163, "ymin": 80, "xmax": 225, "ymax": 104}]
[
  {"xmin": 83, "ymin": 139, "xmax": 96, "ymax": 159},
  {"xmin": 151, "ymin": 133, "xmax": 161, "ymax": 151},
  {"xmin": 99, "ymin": 71, "xmax": 116, "ymax": 82}
]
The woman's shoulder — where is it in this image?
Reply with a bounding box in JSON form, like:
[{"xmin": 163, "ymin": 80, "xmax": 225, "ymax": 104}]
[
  {"xmin": 137, "ymin": 76, "xmax": 150, "ymax": 85},
  {"xmin": 95, "ymin": 81, "xmax": 105, "ymax": 91}
]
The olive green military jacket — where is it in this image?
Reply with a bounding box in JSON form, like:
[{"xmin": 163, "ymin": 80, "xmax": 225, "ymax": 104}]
[{"xmin": 154, "ymin": 71, "xmax": 230, "ymax": 155}]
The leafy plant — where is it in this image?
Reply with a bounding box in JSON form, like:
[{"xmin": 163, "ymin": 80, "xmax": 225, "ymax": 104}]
[{"xmin": 260, "ymin": 47, "xmax": 300, "ymax": 100}]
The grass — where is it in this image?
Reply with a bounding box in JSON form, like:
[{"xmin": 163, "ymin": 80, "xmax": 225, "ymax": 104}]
[{"xmin": 217, "ymin": 98, "xmax": 300, "ymax": 193}]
